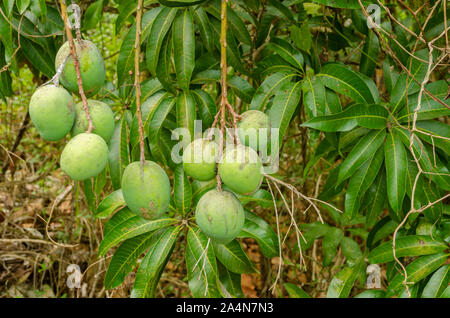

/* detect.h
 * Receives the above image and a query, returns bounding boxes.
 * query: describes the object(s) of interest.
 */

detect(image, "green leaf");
[382,60,399,95]
[98,212,177,257]
[213,240,256,274]
[416,120,450,156]
[327,257,366,298]
[206,0,252,46]
[83,0,103,30]
[95,189,126,218]
[322,227,344,266]
[384,130,407,213]
[290,23,312,53]
[234,189,273,209]
[284,283,311,298]
[146,7,177,76]
[311,0,370,9]
[337,129,386,184]
[217,262,244,298]
[317,63,377,104]
[303,77,342,117]
[176,91,196,144]
[359,30,379,77]
[267,38,304,71]
[108,117,130,190]
[354,290,385,298]
[186,227,221,298]
[368,236,448,264]
[364,171,387,228]
[148,96,176,165]
[440,285,450,298]
[156,30,175,93]
[422,265,450,298]
[192,89,216,128]
[237,210,279,258]
[268,81,302,146]
[131,226,180,298]
[367,217,398,249]
[16,0,31,14]
[174,165,192,215]
[267,0,294,21]
[341,237,363,263]
[397,80,450,122]
[104,231,160,289]
[344,146,384,220]
[386,253,449,297]
[21,38,55,78]
[192,7,214,53]
[172,9,195,91]
[302,104,388,132]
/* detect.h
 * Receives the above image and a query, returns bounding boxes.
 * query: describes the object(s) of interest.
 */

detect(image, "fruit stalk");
[134,0,146,170]
[58,0,94,133]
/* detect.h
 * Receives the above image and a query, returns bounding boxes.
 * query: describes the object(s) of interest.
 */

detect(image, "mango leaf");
[176,91,196,144]
[368,235,448,264]
[192,89,216,128]
[234,189,273,209]
[337,129,386,184]
[341,237,363,264]
[311,0,370,8]
[217,262,244,298]
[267,0,294,21]
[174,165,192,215]
[386,253,449,297]
[302,104,388,132]
[364,171,387,228]
[416,120,450,156]
[148,96,176,165]
[303,77,342,117]
[192,7,214,53]
[237,210,279,258]
[382,60,399,95]
[322,227,344,266]
[98,212,178,257]
[20,38,55,78]
[268,81,302,146]
[359,30,379,77]
[156,30,175,93]
[95,189,126,218]
[172,9,195,91]
[267,38,304,71]
[384,130,407,214]
[206,0,252,46]
[146,7,177,76]
[344,146,384,220]
[354,290,385,298]
[422,265,450,298]
[327,257,366,298]
[366,217,398,249]
[83,0,103,30]
[131,226,181,298]
[284,283,311,298]
[186,227,221,298]
[397,80,450,122]
[213,240,256,274]
[317,63,377,104]
[104,230,162,289]
[440,285,450,298]
[108,117,130,190]
[16,0,31,14]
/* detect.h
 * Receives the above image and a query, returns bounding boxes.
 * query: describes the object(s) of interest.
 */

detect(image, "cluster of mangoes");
[28,40,113,181]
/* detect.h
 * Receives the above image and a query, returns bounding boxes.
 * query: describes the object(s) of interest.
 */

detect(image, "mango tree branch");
[59,0,94,133]
[134,0,145,168]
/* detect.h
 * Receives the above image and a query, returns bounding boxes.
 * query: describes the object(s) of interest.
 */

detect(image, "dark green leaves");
[337,129,386,184]
[359,30,379,77]
[326,257,366,298]
[173,9,195,91]
[131,226,181,298]
[322,227,344,266]
[95,189,125,218]
[384,130,407,214]
[213,240,256,274]
[302,104,388,132]
[368,236,448,264]
[317,63,378,104]
[174,165,192,215]
[176,91,196,143]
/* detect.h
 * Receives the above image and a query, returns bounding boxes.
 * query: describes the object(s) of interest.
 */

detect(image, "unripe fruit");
[60,133,108,180]
[195,189,245,244]
[29,85,75,141]
[55,40,105,96]
[218,145,263,195]
[121,161,171,219]
[72,100,115,142]
[183,138,218,181]
[237,110,271,151]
